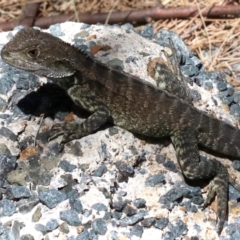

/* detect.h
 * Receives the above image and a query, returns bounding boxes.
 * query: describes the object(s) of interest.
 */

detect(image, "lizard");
[1,27,240,234]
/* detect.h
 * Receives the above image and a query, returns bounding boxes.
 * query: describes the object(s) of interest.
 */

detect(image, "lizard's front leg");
[49,100,110,144]
[171,128,228,234]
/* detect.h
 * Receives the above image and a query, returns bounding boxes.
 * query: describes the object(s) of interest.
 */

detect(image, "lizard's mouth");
[1,50,40,72]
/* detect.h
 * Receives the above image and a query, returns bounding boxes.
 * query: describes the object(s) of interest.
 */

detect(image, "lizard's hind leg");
[170,128,228,234]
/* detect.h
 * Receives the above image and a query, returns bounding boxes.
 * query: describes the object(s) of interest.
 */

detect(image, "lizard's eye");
[27,49,40,58]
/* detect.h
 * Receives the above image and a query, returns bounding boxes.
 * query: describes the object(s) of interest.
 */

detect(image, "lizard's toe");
[61,132,79,144]
[204,165,228,235]
[48,122,66,141]
[58,142,65,152]
[216,197,227,235]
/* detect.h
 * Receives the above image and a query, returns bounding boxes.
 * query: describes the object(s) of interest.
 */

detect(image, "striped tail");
[197,111,240,158]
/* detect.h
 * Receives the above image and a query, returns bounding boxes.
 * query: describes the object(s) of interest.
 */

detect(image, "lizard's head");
[1,27,76,78]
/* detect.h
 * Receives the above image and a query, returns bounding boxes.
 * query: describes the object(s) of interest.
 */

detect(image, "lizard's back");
[68,57,240,159]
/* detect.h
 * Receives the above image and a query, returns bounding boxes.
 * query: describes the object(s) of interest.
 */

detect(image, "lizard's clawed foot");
[48,121,80,144]
[202,169,228,235]
[48,122,65,141]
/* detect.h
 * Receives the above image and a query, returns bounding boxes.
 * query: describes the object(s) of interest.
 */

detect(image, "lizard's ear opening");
[27,48,40,59]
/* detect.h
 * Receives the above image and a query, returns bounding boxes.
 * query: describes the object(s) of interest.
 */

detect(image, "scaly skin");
[149,39,192,104]
[1,27,240,234]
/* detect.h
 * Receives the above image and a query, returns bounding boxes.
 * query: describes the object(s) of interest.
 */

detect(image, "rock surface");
[0,22,240,239]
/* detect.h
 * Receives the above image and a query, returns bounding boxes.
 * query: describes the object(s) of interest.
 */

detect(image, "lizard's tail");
[197,112,240,158]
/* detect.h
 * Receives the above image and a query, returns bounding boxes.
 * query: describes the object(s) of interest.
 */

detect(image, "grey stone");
[0,199,16,217]
[155,155,166,164]
[121,23,135,31]
[89,229,98,240]
[59,160,77,172]
[75,30,89,38]
[0,230,15,240]
[92,203,108,212]
[20,234,34,240]
[230,104,240,122]
[111,211,122,220]
[168,218,188,237]
[118,212,145,227]
[107,58,124,71]
[60,210,82,226]
[39,189,67,208]
[154,217,169,230]
[0,144,10,155]
[112,199,127,211]
[46,219,59,231]
[163,160,178,173]
[108,127,119,136]
[123,205,137,216]
[49,24,64,37]
[115,161,134,177]
[0,73,14,94]
[92,218,107,235]
[140,23,154,39]
[0,155,16,176]
[133,198,146,208]
[59,222,69,233]
[80,23,91,29]
[145,173,165,187]
[93,164,107,177]
[191,196,204,205]
[140,217,156,227]
[10,184,31,198]
[76,230,90,240]
[32,206,42,222]
[17,194,39,214]
[70,198,83,213]
[35,224,48,235]
[130,225,143,238]
[0,97,7,111]
[160,188,183,203]
[11,220,21,240]
[233,160,240,171]
[16,79,29,90]
[0,127,17,141]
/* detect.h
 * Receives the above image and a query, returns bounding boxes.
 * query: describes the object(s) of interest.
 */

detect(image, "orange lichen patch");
[229,172,237,182]
[229,200,240,215]
[221,104,230,112]
[64,112,74,122]
[19,146,39,160]
[90,44,112,54]
[76,226,84,234]
[194,211,205,221]
[20,120,28,126]
[179,205,187,213]
[183,216,189,224]
[147,57,168,81]
[90,44,105,54]
[86,34,97,41]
